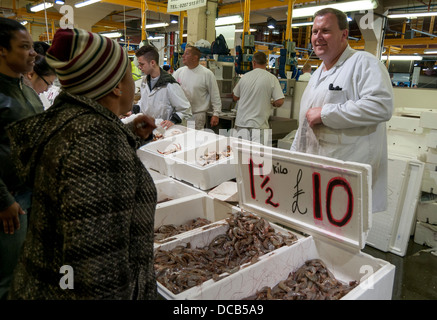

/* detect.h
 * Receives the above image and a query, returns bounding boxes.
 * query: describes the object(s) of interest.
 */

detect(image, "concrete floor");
[363,237,437,300]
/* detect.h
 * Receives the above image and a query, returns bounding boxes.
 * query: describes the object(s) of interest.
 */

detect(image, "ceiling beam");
[218,0,313,16]
[101,0,181,14]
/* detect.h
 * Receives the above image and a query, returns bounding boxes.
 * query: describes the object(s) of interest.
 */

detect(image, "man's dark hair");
[33,54,56,78]
[0,17,27,51]
[33,41,50,55]
[135,44,159,63]
[253,51,267,65]
[314,8,349,31]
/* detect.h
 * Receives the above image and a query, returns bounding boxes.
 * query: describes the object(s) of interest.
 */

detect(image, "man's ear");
[112,85,123,97]
[25,71,34,80]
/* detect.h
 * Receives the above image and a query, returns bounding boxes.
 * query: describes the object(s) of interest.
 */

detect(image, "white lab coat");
[139,76,192,122]
[291,45,394,213]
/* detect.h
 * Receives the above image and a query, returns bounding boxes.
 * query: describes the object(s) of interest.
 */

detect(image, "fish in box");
[137,129,218,176]
[153,194,234,246]
[171,136,238,190]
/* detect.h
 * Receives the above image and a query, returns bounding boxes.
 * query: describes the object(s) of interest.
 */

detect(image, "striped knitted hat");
[46,28,128,100]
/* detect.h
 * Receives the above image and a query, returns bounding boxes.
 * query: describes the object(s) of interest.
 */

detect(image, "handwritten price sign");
[234,141,371,248]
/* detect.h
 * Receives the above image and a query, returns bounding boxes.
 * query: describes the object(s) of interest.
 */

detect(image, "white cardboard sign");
[167,0,206,12]
[233,140,372,250]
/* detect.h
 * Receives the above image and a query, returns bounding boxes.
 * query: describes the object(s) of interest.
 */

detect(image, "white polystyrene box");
[137,129,218,176]
[155,179,205,207]
[414,221,437,247]
[416,202,437,225]
[171,136,237,190]
[155,212,305,300]
[153,194,234,247]
[154,141,396,300]
[147,169,171,183]
[420,111,437,130]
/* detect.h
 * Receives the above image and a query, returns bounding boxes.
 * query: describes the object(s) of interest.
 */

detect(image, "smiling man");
[291,8,394,214]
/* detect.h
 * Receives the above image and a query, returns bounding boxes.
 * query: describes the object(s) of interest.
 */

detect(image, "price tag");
[234,140,371,249]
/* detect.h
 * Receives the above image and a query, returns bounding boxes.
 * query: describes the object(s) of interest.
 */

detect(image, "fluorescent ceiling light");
[148,36,165,40]
[20,20,28,25]
[215,15,243,26]
[292,21,314,27]
[388,12,437,19]
[143,22,169,29]
[424,49,437,54]
[55,0,65,4]
[292,0,376,18]
[74,0,101,8]
[235,28,257,32]
[100,32,122,38]
[30,2,54,12]
[381,55,423,61]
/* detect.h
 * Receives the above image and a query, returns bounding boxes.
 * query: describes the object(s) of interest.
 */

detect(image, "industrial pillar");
[186,1,216,44]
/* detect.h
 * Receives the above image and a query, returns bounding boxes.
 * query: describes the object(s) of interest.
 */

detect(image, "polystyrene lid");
[232,140,372,250]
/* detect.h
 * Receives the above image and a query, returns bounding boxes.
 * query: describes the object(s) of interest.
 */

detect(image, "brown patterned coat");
[6,91,157,299]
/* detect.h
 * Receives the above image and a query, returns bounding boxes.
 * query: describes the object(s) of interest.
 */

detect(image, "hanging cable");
[43,0,50,44]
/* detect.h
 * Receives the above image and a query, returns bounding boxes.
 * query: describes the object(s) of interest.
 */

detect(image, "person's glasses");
[38,75,52,89]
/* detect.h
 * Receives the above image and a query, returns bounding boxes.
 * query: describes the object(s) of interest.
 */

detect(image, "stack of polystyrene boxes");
[414,111,437,247]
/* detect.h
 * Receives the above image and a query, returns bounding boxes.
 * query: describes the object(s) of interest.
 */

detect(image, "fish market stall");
[153,140,396,300]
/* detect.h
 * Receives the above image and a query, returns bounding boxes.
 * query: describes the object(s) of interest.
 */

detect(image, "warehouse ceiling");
[1,0,437,57]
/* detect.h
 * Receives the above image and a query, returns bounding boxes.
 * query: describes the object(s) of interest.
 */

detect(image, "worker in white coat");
[291,8,394,213]
[136,45,191,129]
[173,45,221,130]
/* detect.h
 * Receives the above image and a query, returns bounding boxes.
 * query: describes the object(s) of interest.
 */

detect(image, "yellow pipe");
[285,0,294,42]
[141,0,147,41]
[179,11,185,47]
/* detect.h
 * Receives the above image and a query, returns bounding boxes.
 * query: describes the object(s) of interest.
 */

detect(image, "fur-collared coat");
[6,91,157,299]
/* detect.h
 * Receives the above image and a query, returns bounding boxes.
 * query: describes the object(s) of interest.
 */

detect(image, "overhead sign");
[167,0,206,12]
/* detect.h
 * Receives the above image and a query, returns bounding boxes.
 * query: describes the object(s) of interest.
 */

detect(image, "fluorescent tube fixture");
[424,49,437,54]
[381,55,423,61]
[55,0,65,4]
[388,12,437,19]
[235,28,257,32]
[30,2,54,12]
[143,22,169,29]
[75,0,101,8]
[148,36,165,40]
[291,0,376,18]
[215,15,243,26]
[100,32,122,38]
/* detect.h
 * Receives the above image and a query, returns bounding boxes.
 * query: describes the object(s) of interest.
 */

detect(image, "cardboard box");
[154,141,395,300]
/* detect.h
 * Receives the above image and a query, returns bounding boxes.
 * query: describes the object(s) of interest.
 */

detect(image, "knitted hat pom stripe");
[46,28,129,100]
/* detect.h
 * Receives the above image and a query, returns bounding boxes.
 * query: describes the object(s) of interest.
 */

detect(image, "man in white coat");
[232,51,285,145]
[291,8,393,213]
[173,46,221,130]
[136,45,191,129]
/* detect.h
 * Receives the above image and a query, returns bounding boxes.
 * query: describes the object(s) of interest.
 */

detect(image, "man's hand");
[210,116,219,127]
[133,114,157,140]
[160,120,174,130]
[306,107,323,127]
[0,202,25,234]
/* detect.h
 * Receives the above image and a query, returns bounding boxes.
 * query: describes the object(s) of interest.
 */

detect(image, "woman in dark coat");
[7,28,158,299]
